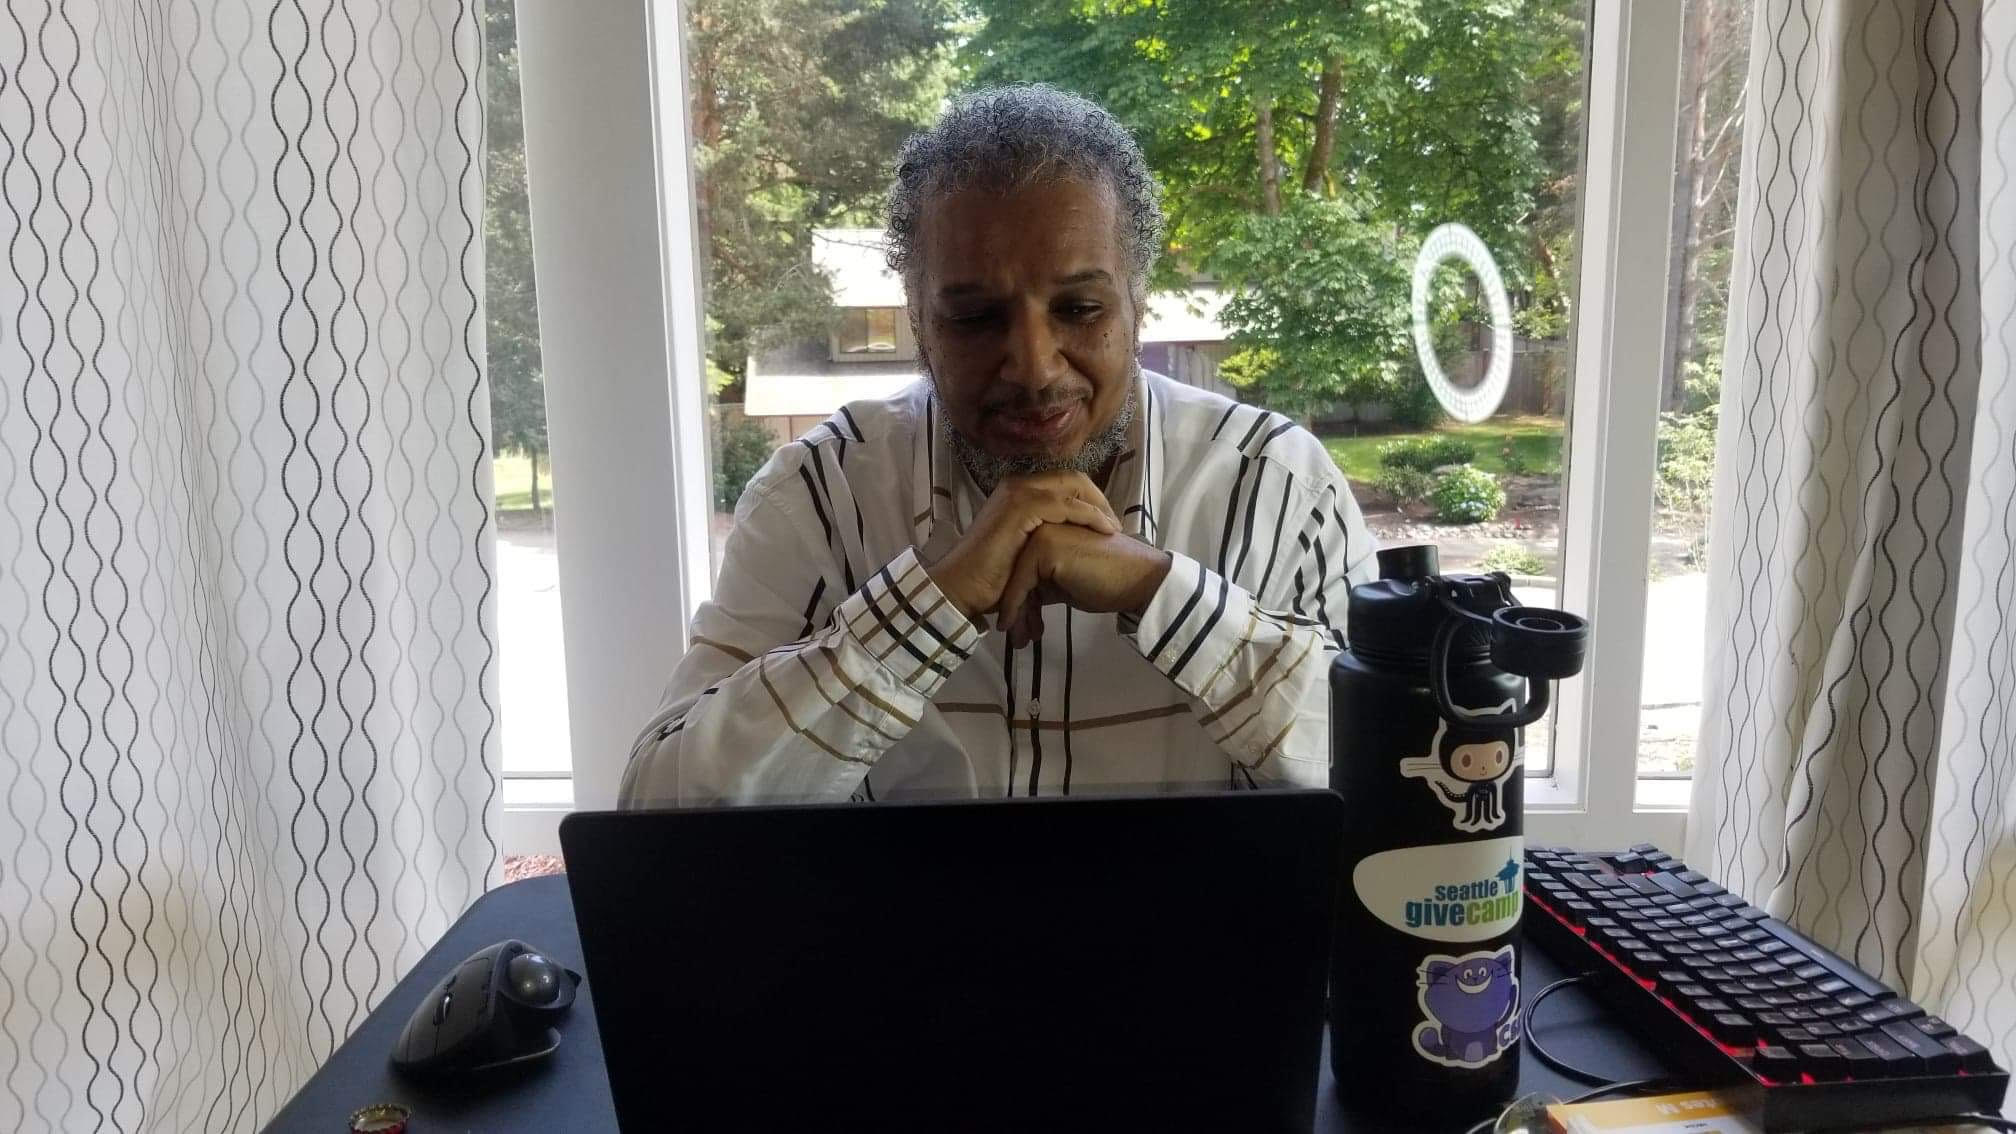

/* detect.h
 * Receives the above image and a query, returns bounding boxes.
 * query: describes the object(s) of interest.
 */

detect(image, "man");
[620,85,1376,807]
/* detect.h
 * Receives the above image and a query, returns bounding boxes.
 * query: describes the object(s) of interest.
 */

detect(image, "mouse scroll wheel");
[432,991,452,1025]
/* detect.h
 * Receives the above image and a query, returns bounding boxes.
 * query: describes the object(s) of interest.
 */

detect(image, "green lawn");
[493,452,550,513]
[1321,416,1566,483]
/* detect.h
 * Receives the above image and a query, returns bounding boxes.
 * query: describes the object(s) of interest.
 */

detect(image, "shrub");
[713,413,778,511]
[1380,435,1479,473]
[1499,434,1542,476]
[1373,465,1436,505]
[1430,465,1505,524]
[1477,544,1548,577]
[1655,405,1719,516]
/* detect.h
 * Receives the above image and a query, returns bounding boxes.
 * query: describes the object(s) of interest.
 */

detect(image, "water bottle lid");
[1347,567,1503,668]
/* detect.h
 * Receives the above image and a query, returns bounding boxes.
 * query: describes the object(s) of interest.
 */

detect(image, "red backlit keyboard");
[1524,845,2008,1131]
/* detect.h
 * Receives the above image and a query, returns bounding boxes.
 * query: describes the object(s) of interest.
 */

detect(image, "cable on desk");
[1524,974,1632,1085]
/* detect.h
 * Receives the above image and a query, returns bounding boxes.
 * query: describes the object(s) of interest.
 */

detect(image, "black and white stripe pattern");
[1689,0,2016,1074]
[0,2,495,1129]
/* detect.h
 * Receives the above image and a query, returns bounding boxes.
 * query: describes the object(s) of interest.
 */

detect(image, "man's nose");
[999,306,1066,391]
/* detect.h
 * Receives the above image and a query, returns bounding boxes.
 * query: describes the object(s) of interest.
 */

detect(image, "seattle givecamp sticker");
[1352,836,1523,943]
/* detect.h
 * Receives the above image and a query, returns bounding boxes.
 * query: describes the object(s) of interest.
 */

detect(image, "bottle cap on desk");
[348,1102,410,1133]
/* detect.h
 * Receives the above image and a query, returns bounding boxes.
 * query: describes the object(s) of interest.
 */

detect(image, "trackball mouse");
[391,939,582,1076]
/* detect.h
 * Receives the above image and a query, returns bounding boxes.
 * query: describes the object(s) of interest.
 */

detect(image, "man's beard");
[929,363,1139,496]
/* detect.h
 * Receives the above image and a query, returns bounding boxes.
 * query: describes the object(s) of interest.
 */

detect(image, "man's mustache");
[980,386,1092,415]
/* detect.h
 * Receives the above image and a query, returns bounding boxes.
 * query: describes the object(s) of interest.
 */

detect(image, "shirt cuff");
[1127,551,1256,691]
[833,547,985,698]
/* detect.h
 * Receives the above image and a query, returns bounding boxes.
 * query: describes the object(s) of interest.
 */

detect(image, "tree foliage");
[962,0,1586,414]
[483,3,548,484]
[685,0,961,390]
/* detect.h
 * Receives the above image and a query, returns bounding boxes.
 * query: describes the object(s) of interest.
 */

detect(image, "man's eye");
[1059,303,1103,320]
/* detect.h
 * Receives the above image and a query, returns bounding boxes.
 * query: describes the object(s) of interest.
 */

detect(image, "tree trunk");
[1302,56,1344,195]
[1254,95,1282,216]
[1661,0,1714,412]
[530,451,544,518]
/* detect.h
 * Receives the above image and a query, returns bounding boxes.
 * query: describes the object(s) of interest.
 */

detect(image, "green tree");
[484,1,550,515]
[962,0,1584,416]
[686,0,961,394]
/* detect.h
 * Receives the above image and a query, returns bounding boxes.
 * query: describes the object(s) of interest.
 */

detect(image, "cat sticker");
[1412,945,1520,1068]
[1398,700,1522,833]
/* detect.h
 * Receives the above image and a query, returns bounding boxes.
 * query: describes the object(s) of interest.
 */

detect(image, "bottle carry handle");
[1428,581,1589,730]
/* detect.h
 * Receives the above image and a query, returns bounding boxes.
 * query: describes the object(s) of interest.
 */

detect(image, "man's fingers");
[1062,497,1121,535]
[996,537,1048,638]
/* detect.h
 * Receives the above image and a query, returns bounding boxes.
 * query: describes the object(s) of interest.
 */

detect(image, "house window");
[520,0,1736,845]
[838,308,900,355]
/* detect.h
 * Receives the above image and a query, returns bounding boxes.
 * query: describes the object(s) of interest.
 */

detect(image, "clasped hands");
[923,471,1173,649]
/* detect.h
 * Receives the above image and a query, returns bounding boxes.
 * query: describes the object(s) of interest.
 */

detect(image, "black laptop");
[559,790,1344,1131]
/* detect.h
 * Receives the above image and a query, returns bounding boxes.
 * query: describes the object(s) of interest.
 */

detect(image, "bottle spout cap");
[1377,544,1440,580]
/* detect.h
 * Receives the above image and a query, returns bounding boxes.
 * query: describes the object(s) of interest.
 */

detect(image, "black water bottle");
[1328,544,1587,1126]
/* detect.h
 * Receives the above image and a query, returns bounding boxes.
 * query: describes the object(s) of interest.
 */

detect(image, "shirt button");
[1027,699,1040,716]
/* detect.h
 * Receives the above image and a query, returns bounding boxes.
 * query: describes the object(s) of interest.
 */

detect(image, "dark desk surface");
[269,875,1678,1133]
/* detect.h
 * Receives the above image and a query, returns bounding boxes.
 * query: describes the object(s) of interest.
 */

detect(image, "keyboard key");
[1829,1036,1882,1077]
[1757,919,1894,997]
[1760,991,1797,1007]
[1731,948,1766,963]
[1739,929,1770,945]
[1649,871,1700,900]
[1791,989,1827,1004]
[1654,969,1691,994]
[1805,1021,1843,1040]
[1735,997,1771,1012]
[1713,893,1747,909]
[1696,998,1732,1014]
[1856,998,1923,1027]
[1855,1029,1921,1076]
[1675,983,1711,1001]
[1676,870,1709,885]
[1815,977,1850,995]
[1797,1042,1846,1079]
[1779,1026,1816,1045]
[1782,1007,1817,1023]
[1738,907,1772,922]
[1912,1016,1958,1040]
[1749,961,1786,977]
[1754,1044,1802,1082]
[1836,993,1873,1010]
[1792,963,1828,981]
[1881,1020,1961,1073]
[1629,950,1665,970]
[1941,1036,1996,1073]
[1709,1013,1756,1045]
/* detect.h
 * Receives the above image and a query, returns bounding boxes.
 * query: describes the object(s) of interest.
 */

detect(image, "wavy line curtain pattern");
[1688,0,2016,1072]
[0,1,497,1130]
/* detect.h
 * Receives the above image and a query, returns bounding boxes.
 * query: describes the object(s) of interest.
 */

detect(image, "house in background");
[739,228,1237,445]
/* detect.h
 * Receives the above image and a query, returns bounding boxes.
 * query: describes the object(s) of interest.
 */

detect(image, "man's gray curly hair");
[885,84,1166,316]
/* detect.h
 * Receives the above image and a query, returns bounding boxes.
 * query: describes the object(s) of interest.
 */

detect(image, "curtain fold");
[0,1,497,1130]
[1690,0,2016,1071]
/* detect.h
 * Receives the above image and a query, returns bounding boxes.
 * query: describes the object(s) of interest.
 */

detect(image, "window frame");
[507,0,1698,855]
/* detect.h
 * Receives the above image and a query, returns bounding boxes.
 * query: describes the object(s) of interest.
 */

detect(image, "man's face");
[914,176,1139,472]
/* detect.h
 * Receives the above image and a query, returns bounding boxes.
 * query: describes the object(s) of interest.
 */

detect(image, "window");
[515,1,1733,845]
[1637,0,1752,804]
[484,1,575,837]
[837,308,900,356]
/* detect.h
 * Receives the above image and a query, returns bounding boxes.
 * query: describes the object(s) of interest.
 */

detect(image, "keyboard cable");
[1459,974,1683,1134]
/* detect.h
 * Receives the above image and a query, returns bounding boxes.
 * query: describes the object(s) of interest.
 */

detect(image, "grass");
[493,451,550,514]
[1321,416,1565,484]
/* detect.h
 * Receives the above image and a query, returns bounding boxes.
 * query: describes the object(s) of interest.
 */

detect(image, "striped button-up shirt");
[618,370,1378,807]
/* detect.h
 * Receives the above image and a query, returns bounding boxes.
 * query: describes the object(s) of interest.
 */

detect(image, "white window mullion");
[516,0,715,815]
[1528,0,1687,851]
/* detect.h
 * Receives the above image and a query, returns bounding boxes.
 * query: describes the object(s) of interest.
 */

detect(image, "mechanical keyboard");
[1524,844,2008,1131]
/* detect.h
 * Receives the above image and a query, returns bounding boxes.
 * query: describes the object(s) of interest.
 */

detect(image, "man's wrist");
[1124,548,1175,618]
[919,549,988,624]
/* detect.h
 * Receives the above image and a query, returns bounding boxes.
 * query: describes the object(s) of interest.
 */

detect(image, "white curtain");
[1690,0,2016,1071]
[0,1,497,1130]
